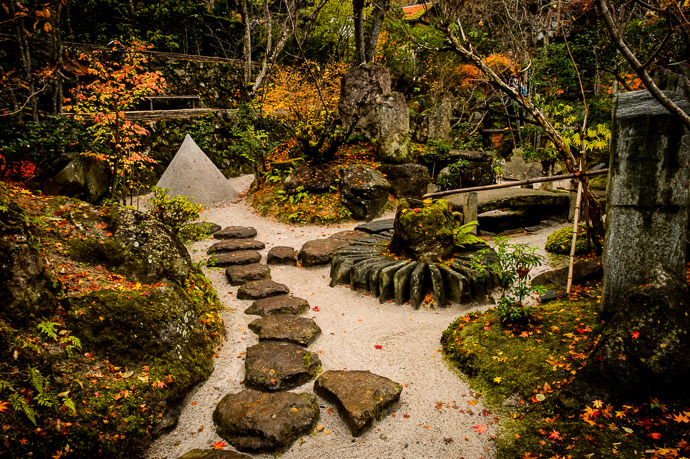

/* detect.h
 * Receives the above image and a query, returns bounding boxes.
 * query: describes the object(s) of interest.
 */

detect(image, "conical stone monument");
[156,134,238,206]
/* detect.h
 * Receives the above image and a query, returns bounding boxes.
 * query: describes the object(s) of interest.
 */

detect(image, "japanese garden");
[2,1,690,458]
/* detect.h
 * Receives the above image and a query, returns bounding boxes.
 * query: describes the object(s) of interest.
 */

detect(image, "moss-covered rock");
[544,224,592,255]
[389,198,456,261]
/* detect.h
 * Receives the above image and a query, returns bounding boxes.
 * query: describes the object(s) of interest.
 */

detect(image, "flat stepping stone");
[213,226,258,240]
[314,370,402,435]
[267,246,298,266]
[298,231,365,267]
[244,341,321,391]
[237,279,289,300]
[213,389,319,453]
[208,239,265,254]
[177,449,251,459]
[354,219,394,234]
[225,264,271,286]
[245,295,310,316]
[210,250,261,267]
[248,314,321,346]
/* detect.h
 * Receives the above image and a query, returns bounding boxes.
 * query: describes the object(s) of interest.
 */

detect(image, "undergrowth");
[442,282,690,458]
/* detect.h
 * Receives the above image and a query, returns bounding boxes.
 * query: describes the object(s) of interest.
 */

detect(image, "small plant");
[470,237,543,324]
[453,220,481,248]
[147,187,207,243]
[37,320,82,357]
[437,158,469,190]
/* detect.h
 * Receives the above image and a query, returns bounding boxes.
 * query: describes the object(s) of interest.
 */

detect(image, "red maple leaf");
[0,401,9,413]
[647,432,662,440]
[631,331,640,339]
[212,441,227,449]
[548,430,561,440]
[375,345,383,349]
[473,424,488,434]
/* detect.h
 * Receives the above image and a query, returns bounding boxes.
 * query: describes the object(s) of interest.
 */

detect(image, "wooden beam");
[422,169,608,198]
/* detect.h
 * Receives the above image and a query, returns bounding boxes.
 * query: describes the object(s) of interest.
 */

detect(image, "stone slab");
[245,295,310,316]
[208,239,265,254]
[210,250,261,267]
[267,246,298,266]
[237,279,289,300]
[225,264,271,286]
[213,226,258,240]
[248,314,321,346]
[244,341,321,391]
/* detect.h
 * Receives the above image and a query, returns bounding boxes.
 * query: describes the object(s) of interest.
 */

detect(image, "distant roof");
[402,3,434,21]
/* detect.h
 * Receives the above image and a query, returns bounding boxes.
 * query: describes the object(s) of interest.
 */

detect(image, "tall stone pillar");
[601,90,690,316]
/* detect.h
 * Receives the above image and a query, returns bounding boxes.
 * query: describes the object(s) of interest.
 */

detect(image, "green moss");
[390,198,456,260]
[545,224,594,255]
[441,292,689,458]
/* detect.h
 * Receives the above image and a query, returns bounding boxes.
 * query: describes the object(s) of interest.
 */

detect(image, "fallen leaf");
[473,424,488,434]
[631,330,640,339]
[374,345,382,350]
[212,441,227,449]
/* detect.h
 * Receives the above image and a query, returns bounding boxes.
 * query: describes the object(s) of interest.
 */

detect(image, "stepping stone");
[267,246,298,266]
[245,295,310,316]
[244,341,321,391]
[213,389,319,453]
[210,250,261,267]
[248,314,321,346]
[237,279,289,300]
[208,239,265,254]
[314,370,402,435]
[298,231,364,267]
[177,449,251,459]
[354,218,394,234]
[213,226,258,240]
[225,264,271,286]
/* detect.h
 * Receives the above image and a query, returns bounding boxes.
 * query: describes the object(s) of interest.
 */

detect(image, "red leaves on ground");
[0,401,8,413]
[631,330,640,339]
[374,345,382,349]
[212,441,227,449]
[647,432,662,440]
[473,424,488,433]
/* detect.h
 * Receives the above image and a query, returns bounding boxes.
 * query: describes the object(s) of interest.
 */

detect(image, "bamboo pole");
[567,159,585,294]
[422,168,608,198]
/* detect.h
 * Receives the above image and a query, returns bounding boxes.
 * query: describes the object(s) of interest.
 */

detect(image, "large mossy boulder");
[39,152,112,203]
[566,264,690,402]
[389,199,457,261]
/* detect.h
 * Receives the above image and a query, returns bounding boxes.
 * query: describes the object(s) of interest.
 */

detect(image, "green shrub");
[147,187,206,243]
[545,224,592,255]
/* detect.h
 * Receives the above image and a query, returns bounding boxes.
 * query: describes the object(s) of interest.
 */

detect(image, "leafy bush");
[147,187,206,243]
[545,224,591,255]
[453,220,481,248]
[470,237,543,324]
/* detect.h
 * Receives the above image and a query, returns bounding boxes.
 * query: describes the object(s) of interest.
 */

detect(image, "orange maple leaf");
[212,441,227,449]
[631,330,640,339]
[473,424,488,433]
[0,401,9,413]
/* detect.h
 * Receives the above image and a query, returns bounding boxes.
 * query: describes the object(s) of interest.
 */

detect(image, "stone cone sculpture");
[156,134,238,206]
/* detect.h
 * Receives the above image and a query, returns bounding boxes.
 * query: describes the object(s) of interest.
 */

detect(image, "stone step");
[225,263,271,286]
[208,239,265,254]
[213,389,318,453]
[314,370,402,436]
[213,226,258,240]
[248,314,321,346]
[210,250,261,267]
[237,279,289,300]
[245,295,310,316]
[244,341,321,391]
[266,246,298,266]
[177,448,251,458]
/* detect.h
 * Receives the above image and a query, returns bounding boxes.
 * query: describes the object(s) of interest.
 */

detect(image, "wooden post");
[464,192,478,233]
[567,159,585,293]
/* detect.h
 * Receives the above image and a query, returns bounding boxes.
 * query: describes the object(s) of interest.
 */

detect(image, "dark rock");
[338,63,392,140]
[208,239,265,254]
[532,258,603,289]
[0,201,57,326]
[502,152,543,181]
[267,246,298,266]
[314,370,402,435]
[245,295,310,316]
[225,264,271,286]
[539,289,568,303]
[299,231,365,267]
[244,341,321,391]
[213,226,258,240]
[477,209,526,234]
[248,314,321,346]
[567,265,690,401]
[284,165,337,194]
[355,218,394,234]
[379,163,431,200]
[213,389,319,452]
[447,150,495,188]
[39,152,111,203]
[237,279,289,300]
[340,165,391,221]
[177,449,251,459]
[210,250,262,267]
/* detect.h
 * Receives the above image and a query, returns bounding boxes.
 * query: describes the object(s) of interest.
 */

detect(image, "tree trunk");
[364,0,390,63]
[352,0,366,64]
[239,0,252,88]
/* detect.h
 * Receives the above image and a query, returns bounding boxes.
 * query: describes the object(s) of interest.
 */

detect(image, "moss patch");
[545,224,597,255]
[441,283,690,458]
